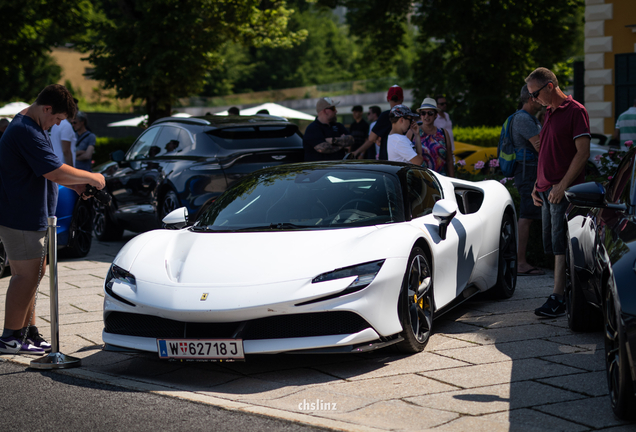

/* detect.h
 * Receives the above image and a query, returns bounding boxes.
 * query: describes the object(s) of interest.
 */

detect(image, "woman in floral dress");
[416,98,454,177]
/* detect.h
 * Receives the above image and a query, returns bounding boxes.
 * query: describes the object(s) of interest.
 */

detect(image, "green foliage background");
[454,127,501,148]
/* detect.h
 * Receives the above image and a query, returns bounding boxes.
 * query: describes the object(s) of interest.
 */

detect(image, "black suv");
[94,115,305,240]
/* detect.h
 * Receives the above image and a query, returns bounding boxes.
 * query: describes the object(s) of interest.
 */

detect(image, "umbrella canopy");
[216,103,315,121]
[107,112,191,127]
[0,102,29,116]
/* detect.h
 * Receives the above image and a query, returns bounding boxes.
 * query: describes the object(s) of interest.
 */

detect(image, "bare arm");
[613,128,620,141]
[529,134,540,153]
[353,132,378,158]
[43,164,105,191]
[410,155,424,165]
[314,135,354,154]
[548,136,591,204]
[76,145,95,161]
[61,140,74,167]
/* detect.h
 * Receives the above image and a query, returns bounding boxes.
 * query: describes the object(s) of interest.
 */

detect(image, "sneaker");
[535,294,566,317]
[0,335,45,355]
[26,326,51,353]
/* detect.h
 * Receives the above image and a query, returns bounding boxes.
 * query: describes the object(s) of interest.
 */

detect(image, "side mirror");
[564,182,606,208]
[111,150,125,162]
[565,181,627,211]
[162,207,188,229]
[432,199,457,240]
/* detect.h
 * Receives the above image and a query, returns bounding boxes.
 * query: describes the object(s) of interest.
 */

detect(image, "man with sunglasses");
[525,67,591,318]
[303,97,353,162]
[434,95,454,153]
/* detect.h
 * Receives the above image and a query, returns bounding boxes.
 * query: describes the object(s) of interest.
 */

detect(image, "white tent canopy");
[216,103,315,121]
[107,112,191,127]
[0,102,29,116]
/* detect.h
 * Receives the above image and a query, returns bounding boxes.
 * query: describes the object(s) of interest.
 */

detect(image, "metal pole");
[30,216,81,369]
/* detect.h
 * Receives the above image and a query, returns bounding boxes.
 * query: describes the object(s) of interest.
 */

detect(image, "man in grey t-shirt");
[512,85,543,276]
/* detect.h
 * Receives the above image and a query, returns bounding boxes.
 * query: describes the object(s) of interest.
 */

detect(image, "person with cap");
[416,98,454,177]
[387,105,423,165]
[353,85,415,160]
[510,84,543,276]
[303,97,353,162]
[348,105,369,153]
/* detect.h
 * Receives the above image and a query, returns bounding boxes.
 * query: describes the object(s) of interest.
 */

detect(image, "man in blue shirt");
[0,84,106,355]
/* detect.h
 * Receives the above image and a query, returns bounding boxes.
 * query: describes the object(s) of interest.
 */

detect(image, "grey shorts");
[0,225,47,261]
[537,188,568,256]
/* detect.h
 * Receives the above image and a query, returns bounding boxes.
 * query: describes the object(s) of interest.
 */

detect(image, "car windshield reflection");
[195,167,405,231]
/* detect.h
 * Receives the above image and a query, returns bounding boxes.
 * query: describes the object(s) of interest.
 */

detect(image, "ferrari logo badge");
[200,293,208,301]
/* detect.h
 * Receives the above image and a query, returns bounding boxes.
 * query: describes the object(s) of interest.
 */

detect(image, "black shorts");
[513,162,541,220]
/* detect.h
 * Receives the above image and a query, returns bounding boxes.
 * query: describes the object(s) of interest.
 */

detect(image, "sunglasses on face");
[326,107,336,112]
[530,81,552,99]
[438,102,447,106]
[420,111,436,117]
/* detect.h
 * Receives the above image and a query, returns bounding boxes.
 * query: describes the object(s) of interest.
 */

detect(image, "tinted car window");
[606,150,636,205]
[153,126,183,156]
[207,125,302,150]
[406,169,442,219]
[127,127,161,160]
[196,168,404,230]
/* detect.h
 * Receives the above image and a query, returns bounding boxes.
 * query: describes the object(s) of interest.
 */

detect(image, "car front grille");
[104,311,371,340]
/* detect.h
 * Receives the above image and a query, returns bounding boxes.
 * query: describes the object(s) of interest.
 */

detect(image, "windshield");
[195,166,404,231]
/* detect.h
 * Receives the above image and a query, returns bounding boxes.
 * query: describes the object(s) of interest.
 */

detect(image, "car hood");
[114,227,397,286]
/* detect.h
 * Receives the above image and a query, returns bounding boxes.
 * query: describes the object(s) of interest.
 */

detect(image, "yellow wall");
[603,0,636,132]
[50,47,103,103]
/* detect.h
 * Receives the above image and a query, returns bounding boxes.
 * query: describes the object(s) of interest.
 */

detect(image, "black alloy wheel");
[0,238,8,278]
[604,288,636,420]
[94,203,124,241]
[565,240,600,332]
[65,200,94,258]
[489,212,517,299]
[396,246,433,353]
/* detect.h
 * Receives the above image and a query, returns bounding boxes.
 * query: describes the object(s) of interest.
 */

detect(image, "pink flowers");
[594,155,602,161]
[457,160,466,166]
[626,140,633,148]
[489,159,499,168]
[474,160,485,170]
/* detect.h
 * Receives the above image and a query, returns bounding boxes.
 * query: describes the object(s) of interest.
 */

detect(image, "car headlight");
[312,260,385,294]
[105,264,137,307]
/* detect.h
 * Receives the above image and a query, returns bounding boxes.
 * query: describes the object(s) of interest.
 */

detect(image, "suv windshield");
[196,167,404,231]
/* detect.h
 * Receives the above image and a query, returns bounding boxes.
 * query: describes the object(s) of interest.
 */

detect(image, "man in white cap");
[303,97,353,161]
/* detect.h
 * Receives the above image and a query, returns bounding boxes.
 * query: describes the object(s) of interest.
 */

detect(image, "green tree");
[411,0,584,126]
[82,0,307,125]
[0,1,95,103]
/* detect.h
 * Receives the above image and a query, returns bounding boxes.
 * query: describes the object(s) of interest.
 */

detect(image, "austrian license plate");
[157,339,244,361]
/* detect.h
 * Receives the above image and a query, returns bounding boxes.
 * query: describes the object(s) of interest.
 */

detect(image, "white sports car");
[103,161,517,360]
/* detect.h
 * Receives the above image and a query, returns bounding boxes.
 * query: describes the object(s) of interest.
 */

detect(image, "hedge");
[454,126,500,148]
[94,136,136,166]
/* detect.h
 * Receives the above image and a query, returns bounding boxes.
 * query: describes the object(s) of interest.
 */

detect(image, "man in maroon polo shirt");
[526,67,591,317]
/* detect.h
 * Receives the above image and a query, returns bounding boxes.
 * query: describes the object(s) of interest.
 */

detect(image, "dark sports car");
[564,145,636,420]
[0,185,94,278]
[93,115,304,241]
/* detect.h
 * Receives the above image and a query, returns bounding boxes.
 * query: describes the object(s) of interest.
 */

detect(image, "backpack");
[497,110,535,177]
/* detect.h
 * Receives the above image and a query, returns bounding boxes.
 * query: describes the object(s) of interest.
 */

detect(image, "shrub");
[94,136,136,166]
[454,126,500,148]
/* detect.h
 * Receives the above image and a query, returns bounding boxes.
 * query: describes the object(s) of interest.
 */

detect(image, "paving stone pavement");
[1,233,635,431]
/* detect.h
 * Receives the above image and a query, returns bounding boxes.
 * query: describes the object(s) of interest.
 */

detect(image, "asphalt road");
[0,360,326,432]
